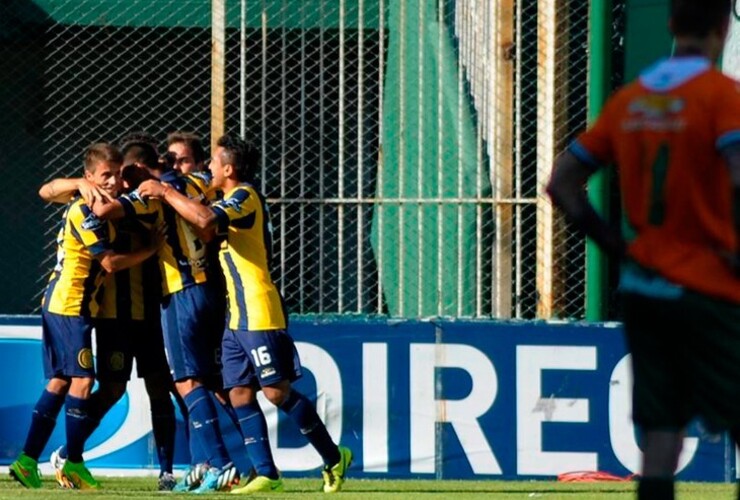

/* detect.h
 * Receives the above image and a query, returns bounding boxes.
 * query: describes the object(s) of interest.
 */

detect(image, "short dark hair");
[84,143,122,173]
[670,0,731,37]
[217,135,259,183]
[122,142,160,170]
[119,131,159,152]
[167,131,206,165]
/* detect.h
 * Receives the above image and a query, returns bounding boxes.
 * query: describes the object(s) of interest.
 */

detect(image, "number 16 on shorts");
[251,345,276,380]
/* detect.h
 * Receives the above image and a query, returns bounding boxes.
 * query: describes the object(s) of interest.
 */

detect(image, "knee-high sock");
[150,397,176,474]
[183,387,230,469]
[234,401,278,479]
[64,395,94,463]
[23,390,65,460]
[279,390,340,466]
[58,389,117,459]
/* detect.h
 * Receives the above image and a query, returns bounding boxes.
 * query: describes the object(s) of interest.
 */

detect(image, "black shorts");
[95,318,170,383]
[623,291,740,432]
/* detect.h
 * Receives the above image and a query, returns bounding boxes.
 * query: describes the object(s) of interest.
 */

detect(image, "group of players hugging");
[8,131,351,493]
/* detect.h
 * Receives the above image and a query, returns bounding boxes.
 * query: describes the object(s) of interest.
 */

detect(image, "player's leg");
[223,328,282,494]
[9,311,71,488]
[679,292,740,500]
[623,292,691,500]
[161,285,236,492]
[53,318,131,486]
[271,329,350,492]
[134,317,178,490]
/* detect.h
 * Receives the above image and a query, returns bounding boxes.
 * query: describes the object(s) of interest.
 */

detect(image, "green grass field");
[0,476,735,500]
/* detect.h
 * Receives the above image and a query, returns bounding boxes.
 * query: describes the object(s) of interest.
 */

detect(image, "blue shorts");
[41,310,95,379]
[161,283,223,382]
[95,318,169,383]
[221,328,302,389]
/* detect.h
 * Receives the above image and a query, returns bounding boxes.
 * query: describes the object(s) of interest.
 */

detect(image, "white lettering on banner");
[266,342,343,471]
[363,343,389,472]
[410,343,502,474]
[609,354,699,474]
[516,346,597,475]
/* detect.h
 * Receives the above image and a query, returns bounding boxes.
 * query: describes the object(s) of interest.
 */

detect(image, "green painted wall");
[26,0,380,28]
[624,0,671,80]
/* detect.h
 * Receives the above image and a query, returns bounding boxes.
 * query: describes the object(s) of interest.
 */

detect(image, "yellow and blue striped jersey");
[97,218,161,321]
[119,171,215,297]
[213,184,286,331]
[43,197,115,317]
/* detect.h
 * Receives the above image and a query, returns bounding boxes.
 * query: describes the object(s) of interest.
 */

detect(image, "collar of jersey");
[639,56,711,92]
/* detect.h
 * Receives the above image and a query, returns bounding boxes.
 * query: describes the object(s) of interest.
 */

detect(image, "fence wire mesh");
[0,0,626,319]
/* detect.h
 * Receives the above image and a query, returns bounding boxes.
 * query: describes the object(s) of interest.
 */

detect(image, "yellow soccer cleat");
[322,446,352,493]
[230,475,284,494]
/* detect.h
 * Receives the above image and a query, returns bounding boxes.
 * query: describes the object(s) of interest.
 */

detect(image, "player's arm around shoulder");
[96,223,164,274]
[139,178,218,231]
[39,177,112,207]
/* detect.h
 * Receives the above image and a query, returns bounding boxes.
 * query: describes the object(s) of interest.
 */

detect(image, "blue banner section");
[0,316,735,481]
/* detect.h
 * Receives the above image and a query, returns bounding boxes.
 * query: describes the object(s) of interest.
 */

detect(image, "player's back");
[120,171,214,297]
[597,57,740,302]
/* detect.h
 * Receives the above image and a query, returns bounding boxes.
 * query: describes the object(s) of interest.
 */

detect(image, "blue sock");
[183,387,230,469]
[57,390,110,460]
[234,401,278,479]
[279,390,340,466]
[23,390,65,460]
[150,397,175,474]
[64,395,93,463]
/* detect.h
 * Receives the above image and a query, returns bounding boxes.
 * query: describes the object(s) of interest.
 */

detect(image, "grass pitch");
[0,475,734,499]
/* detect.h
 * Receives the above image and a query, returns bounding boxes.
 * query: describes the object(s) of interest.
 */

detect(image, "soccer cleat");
[50,446,73,489]
[61,460,99,490]
[8,453,42,489]
[322,446,352,493]
[158,471,177,491]
[191,462,239,494]
[173,463,209,492]
[230,475,284,494]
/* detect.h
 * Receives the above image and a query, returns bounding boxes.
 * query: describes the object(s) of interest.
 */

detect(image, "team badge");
[81,213,103,231]
[77,348,94,369]
[109,351,125,371]
[222,196,243,213]
[128,190,148,207]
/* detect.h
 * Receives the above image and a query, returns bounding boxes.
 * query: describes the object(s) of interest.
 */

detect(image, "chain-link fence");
[0,0,626,319]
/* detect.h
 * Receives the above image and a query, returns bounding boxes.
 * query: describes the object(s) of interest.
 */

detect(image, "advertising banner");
[0,316,735,481]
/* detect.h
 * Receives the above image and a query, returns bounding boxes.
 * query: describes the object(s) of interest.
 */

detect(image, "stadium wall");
[0,316,736,481]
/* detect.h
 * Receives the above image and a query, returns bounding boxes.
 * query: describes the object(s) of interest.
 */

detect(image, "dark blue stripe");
[142,256,162,320]
[69,224,84,246]
[43,273,60,312]
[231,212,255,229]
[222,251,248,331]
[115,273,132,321]
[256,191,274,268]
[163,205,195,290]
[182,176,206,199]
[80,260,102,317]
[212,205,230,234]
[119,196,137,217]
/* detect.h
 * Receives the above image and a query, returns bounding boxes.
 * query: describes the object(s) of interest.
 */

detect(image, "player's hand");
[138,179,166,199]
[76,179,113,208]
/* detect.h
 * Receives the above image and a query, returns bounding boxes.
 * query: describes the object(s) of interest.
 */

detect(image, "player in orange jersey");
[548,1,740,499]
